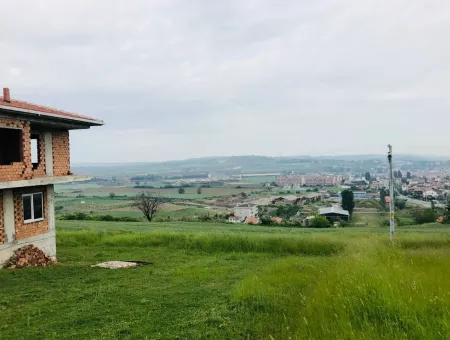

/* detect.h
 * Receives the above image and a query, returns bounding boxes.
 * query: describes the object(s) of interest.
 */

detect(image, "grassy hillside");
[1,221,450,339]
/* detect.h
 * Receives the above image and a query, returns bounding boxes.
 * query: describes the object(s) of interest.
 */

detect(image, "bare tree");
[134,192,161,222]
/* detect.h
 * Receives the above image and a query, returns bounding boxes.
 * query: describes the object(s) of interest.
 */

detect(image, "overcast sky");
[1,1,450,163]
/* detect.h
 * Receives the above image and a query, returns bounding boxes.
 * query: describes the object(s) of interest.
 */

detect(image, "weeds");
[58,230,344,256]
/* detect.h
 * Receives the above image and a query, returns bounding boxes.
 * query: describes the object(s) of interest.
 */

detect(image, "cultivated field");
[1,220,450,339]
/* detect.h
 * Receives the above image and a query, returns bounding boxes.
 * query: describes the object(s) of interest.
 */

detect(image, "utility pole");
[387,144,395,240]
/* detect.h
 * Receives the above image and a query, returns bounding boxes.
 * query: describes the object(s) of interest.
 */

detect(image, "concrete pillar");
[44,132,53,176]
[3,190,15,243]
[47,185,55,231]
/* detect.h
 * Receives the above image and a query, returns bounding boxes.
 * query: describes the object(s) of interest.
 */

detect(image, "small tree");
[197,187,202,195]
[445,199,450,223]
[134,192,161,222]
[395,199,406,210]
[379,188,389,206]
[413,208,436,224]
[178,187,185,194]
[309,216,331,228]
[109,192,116,199]
[341,189,355,216]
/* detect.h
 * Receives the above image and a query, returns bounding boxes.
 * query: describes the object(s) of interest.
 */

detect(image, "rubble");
[5,245,54,269]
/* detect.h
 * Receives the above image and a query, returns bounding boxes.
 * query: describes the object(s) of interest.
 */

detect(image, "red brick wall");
[0,117,72,181]
[0,191,4,244]
[52,131,71,176]
[13,186,48,240]
[31,132,47,177]
[0,118,30,181]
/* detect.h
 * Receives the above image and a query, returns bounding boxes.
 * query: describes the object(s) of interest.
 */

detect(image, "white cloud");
[1,0,450,162]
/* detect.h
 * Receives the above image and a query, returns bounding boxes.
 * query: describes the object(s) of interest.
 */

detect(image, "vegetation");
[1,220,450,339]
[413,208,437,224]
[134,192,162,222]
[309,215,331,228]
[59,212,140,222]
[445,199,450,223]
[341,189,355,216]
[272,204,300,219]
[395,198,407,210]
[41,176,450,338]
[380,187,389,206]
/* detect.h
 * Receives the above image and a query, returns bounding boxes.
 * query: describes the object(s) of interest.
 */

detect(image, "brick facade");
[0,117,71,181]
[13,186,48,240]
[0,191,4,244]
[0,117,30,181]
[31,132,47,177]
[52,131,71,176]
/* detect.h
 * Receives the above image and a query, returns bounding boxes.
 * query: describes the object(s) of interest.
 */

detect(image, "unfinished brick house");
[0,88,103,266]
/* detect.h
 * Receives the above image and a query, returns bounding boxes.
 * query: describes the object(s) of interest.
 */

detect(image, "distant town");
[57,155,450,228]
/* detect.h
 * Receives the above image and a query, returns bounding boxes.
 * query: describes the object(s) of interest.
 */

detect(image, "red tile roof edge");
[0,96,103,125]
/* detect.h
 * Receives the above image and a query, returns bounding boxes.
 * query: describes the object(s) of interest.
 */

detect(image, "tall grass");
[58,230,344,256]
[230,236,450,339]
[395,235,450,250]
[298,240,450,339]
[3,221,450,339]
[231,256,334,338]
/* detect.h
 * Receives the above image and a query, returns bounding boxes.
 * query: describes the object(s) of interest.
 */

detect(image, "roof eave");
[0,104,104,127]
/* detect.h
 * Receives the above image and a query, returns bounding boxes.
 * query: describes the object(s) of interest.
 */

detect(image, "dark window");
[22,192,44,222]
[33,193,43,219]
[0,128,22,165]
[23,195,32,221]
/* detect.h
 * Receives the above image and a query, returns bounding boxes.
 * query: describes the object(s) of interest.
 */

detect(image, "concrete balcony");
[0,175,91,190]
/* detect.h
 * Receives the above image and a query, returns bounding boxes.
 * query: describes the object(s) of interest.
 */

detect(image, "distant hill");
[72,154,450,178]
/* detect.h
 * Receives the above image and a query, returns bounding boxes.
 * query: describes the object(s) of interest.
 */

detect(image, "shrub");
[395,199,407,210]
[59,213,140,222]
[309,216,331,228]
[272,205,300,219]
[413,209,437,224]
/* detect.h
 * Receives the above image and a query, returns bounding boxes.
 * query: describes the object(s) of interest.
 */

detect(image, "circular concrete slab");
[92,261,139,269]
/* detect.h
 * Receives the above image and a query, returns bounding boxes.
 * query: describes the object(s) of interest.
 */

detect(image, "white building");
[228,204,258,223]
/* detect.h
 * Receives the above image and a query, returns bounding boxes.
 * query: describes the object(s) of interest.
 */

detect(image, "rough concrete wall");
[13,186,48,240]
[52,131,70,176]
[0,191,4,244]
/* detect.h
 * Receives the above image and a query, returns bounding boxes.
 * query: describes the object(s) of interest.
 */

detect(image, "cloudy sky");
[1,1,450,163]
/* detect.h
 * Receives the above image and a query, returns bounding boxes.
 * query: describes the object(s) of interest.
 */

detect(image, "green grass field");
[1,220,450,339]
[56,184,261,200]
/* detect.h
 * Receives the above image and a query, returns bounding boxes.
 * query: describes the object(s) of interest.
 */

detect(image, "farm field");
[53,180,272,222]
[1,220,450,339]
